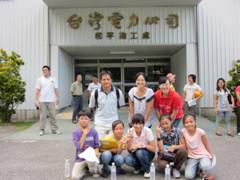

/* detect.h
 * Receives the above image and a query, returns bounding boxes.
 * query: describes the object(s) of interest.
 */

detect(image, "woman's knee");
[114,155,124,165]
[185,168,196,180]
[100,151,112,163]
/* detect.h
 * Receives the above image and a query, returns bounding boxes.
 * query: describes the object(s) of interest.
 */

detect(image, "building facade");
[0,0,240,119]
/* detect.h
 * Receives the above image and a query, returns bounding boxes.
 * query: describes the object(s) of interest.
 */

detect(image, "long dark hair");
[216,78,227,92]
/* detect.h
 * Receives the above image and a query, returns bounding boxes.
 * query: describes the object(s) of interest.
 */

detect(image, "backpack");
[94,87,120,109]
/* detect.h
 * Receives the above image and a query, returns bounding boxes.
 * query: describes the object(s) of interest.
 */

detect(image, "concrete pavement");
[0,107,240,180]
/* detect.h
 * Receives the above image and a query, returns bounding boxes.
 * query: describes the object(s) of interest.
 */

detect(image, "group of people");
[34,65,240,180]
[71,70,215,180]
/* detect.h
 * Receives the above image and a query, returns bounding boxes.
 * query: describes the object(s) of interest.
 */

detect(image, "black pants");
[237,107,240,133]
[72,95,83,121]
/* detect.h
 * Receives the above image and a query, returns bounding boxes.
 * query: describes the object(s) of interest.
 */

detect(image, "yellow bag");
[100,135,119,150]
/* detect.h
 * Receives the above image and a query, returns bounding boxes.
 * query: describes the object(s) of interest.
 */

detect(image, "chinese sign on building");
[67,12,179,40]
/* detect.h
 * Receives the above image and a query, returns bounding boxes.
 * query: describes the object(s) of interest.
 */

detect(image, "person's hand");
[168,145,176,153]
[214,107,218,112]
[130,144,138,152]
[136,141,145,149]
[35,100,40,109]
[55,98,59,105]
[156,126,161,138]
[82,127,90,135]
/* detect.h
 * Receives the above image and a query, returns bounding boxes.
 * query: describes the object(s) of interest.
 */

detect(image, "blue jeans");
[185,157,212,180]
[100,151,124,173]
[172,118,182,128]
[72,95,83,121]
[125,148,155,173]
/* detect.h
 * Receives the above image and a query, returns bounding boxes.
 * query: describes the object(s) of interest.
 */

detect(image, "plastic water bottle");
[111,162,117,180]
[64,159,70,178]
[164,164,171,180]
[150,162,155,180]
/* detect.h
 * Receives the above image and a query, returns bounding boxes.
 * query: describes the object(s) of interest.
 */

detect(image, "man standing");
[35,65,61,136]
[87,74,101,98]
[154,76,184,128]
[183,74,202,117]
[70,74,83,124]
[89,71,125,138]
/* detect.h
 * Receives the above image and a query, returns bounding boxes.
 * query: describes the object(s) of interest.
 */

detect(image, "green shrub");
[0,49,26,122]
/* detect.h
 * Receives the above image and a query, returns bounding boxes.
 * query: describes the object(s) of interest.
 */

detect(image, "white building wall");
[58,48,74,108]
[0,0,49,110]
[49,7,197,46]
[198,0,240,107]
[171,47,187,95]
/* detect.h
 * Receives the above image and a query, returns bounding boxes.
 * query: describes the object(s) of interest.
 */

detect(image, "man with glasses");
[154,76,184,127]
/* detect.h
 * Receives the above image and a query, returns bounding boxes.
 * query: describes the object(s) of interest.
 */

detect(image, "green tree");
[0,49,26,122]
[227,59,240,109]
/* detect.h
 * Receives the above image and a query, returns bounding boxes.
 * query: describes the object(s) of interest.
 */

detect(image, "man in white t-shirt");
[183,74,202,117]
[87,75,101,96]
[89,71,125,138]
[35,65,61,136]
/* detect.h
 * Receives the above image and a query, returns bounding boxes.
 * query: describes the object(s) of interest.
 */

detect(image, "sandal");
[215,132,222,136]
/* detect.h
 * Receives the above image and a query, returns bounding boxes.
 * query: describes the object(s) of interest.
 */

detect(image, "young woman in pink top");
[182,114,215,180]
[235,81,240,136]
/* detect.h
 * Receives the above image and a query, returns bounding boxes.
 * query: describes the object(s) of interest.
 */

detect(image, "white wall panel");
[171,47,187,95]
[49,7,197,46]
[0,0,49,110]
[58,48,74,108]
[198,0,240,107]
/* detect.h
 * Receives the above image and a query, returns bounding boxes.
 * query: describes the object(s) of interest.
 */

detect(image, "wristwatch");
[157,137,162,141]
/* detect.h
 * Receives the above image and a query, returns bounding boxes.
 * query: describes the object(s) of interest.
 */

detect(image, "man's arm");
[35,88,40,107]
[55,88,59,105]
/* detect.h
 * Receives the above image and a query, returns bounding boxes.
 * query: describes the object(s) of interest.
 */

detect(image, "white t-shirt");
[87,82,101,93]
[214,89,231,111]
[36,76,58,102]
[128,87,155,127]
[128,127,154,147]
[183,83,202,102]
[89,86,125,125]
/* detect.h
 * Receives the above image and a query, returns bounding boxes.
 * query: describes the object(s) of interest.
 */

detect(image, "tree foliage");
[227,59,240,108]
[0,49,26,122]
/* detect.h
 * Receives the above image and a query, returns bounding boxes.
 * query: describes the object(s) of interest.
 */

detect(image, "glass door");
[123,64,145,102]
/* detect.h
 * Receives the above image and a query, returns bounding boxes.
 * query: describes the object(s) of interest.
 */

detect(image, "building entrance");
[75,58,170,101]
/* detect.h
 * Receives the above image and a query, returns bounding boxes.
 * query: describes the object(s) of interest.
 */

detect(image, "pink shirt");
[182,128,212,159]
[235,86,240,107]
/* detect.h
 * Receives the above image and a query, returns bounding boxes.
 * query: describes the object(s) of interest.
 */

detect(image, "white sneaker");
[133,169,141,174]
[92,173,100,178]
[52,130,62,135]
[172,168,181,179]
[39,130,44,136]
[144,172,150,178]
[238,133,240,136]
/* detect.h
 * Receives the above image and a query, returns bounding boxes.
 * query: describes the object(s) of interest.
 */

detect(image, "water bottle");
[164,164,171,180]
[150,162,155,180]
[111,162,117,180]
[64,159,70,178]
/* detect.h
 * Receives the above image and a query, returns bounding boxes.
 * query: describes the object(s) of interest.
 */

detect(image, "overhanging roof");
[43,0,202,8]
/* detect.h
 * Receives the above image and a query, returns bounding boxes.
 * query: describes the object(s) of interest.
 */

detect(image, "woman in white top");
[128,72,155,128]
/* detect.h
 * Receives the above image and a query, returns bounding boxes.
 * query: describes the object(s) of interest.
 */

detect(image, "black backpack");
[94,87,120,109]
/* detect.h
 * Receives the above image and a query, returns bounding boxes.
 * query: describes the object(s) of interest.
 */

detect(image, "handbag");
[160,151,176,162]
[227,90,232,104]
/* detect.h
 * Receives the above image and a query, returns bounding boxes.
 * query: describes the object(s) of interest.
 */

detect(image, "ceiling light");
[110,51,135,55]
